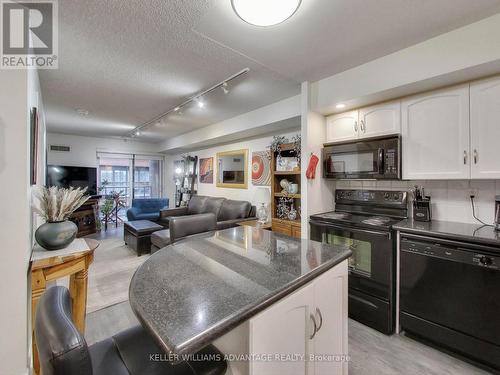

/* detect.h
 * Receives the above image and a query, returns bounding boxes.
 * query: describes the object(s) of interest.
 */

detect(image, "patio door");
[97,153,133,206]
[133,155,163,200]
[97,152,163,207]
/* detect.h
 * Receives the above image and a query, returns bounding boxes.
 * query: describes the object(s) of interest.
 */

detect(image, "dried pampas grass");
[33,186,90,222]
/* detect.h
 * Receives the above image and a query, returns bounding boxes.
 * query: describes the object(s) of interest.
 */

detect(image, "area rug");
[86,233,149,313]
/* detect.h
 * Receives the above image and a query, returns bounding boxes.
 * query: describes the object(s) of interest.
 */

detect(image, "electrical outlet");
[468,189,478,198]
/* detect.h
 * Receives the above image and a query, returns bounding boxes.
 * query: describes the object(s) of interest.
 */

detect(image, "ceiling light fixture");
[75,108,89,116]
[336,103,346,109]
[231,0,301,27]
[126,68,249,138]
[196,97,205,108]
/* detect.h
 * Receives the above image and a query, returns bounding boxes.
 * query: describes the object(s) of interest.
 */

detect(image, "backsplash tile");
[331,179,499,225]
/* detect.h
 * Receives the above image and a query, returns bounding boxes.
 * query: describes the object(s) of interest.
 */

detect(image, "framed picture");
[199,157,214,183]
[252,151,271,186]
[276,156,299,172]
[30,107,39,185]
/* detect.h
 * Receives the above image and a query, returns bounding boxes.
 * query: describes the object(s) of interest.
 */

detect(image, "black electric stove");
[310,189,408,334]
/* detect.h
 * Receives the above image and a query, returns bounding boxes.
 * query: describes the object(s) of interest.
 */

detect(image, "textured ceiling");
[196,0,500,82]
[40,0,500,142]
[40,0,299,142]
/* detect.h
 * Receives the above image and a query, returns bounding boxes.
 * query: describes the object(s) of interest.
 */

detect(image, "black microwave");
[323,135,401,180]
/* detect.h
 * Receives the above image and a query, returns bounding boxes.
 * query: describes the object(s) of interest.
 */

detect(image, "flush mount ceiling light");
[231,0,301,27]
[75,108,89,116]
[336,103,346,109]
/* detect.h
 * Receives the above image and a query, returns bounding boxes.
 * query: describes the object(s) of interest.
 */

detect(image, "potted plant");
[33,186,90,250]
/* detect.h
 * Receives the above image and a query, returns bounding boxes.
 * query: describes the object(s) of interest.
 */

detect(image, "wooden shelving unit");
[176,155,198,207]
[270,142,301,239]
[274,192,301,199]
[273,171,301,176]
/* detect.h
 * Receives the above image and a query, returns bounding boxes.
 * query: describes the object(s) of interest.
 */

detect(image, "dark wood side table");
[237,219,272,230]
[30,238,99,375]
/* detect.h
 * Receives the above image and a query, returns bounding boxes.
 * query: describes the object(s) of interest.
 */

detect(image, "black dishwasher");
[400,233,500,370]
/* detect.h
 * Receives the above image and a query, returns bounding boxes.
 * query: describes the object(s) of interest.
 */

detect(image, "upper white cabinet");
[470,76,500,179]
[326,102,401,143]
[326,111,358,143]
[358,101,401,139]
[402,84,470,180]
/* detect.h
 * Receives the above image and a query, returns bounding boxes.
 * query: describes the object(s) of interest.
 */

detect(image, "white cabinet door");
[470,76,500,179]
[402,84,470,180]
[326,111,359,143]
[358,101,401,138]
[249,283,315,375]
[312,261,348,375]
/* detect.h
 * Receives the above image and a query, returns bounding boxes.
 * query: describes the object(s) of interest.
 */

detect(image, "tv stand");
[70,197,100,237]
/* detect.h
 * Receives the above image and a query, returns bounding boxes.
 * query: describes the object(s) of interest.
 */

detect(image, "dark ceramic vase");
[35,220,78,250]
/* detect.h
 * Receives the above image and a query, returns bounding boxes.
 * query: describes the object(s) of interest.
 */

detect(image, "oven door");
[323,136,400,179]
[310,221,393,300]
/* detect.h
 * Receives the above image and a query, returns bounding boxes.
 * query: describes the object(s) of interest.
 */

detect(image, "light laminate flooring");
[86,301,492,374]
[85,226,149,313]
[84,229,492,374]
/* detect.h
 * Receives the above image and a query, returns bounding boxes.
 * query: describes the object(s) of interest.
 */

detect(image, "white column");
[300,82,334,239]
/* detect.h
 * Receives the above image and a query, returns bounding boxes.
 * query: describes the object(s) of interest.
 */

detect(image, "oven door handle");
[310,220,391,238]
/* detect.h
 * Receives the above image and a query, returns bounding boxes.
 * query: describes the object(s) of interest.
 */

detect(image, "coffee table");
[124,220,163,256]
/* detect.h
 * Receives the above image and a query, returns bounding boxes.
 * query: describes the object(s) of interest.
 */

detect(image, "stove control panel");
[336,189,407,206]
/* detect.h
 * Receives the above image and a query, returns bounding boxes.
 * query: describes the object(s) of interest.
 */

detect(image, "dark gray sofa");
[158,195,256,230]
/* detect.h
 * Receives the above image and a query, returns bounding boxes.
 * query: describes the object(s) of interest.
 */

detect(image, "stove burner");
[320,212,351,220]
[362,216,391,226]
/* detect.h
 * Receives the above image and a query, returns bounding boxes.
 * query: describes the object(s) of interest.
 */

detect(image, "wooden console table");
[30,238,99,375]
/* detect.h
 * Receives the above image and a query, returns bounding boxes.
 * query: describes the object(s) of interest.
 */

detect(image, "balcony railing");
[99,185,154,200]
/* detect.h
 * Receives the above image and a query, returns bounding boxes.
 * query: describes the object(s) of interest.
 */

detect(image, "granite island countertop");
[394,219,500,248]
[129,226,351,357]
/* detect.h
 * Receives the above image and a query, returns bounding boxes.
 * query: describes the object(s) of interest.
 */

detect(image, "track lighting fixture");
[126,68,249,138]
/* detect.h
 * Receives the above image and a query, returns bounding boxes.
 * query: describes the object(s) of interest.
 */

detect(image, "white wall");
[0,66,46,375]
[300,82,335,238]
[46,133,159,167]
[165,130,300,212]
[335,180,500,225]
[158,95,301,153]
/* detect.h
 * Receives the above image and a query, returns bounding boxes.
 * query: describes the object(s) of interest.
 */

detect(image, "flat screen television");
[46,165,98,196]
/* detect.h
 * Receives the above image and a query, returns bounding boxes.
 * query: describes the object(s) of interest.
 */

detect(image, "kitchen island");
[129,226,351,375]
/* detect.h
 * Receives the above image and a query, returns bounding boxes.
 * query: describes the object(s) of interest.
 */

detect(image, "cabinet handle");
[315,308,323,332]
[474,149,478,164]
[360,120,366,133]
[354,121,358,132]
[463,150,467,165]
[309,313,317,339]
